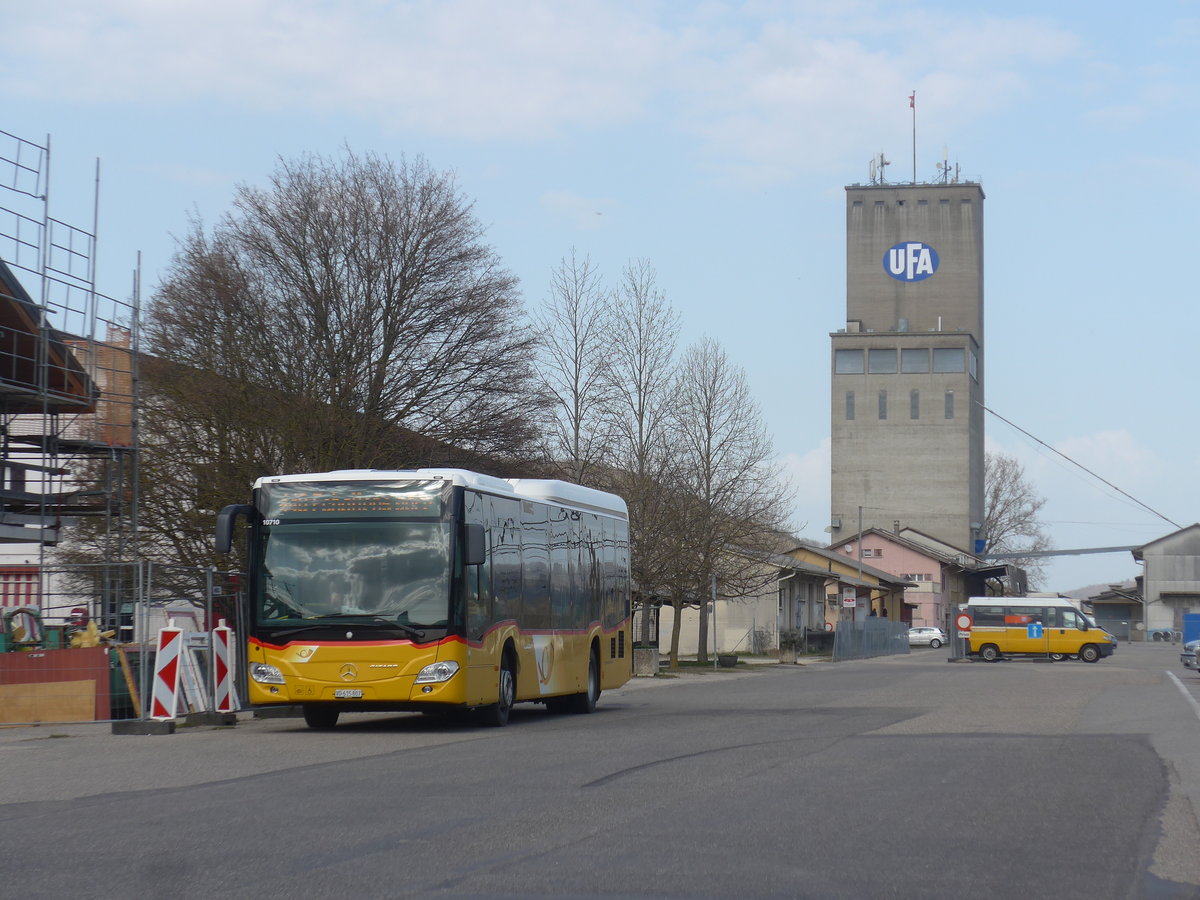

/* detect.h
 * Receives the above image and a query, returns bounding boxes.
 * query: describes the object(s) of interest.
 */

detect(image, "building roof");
[0,259,96,414]
[782,540,912,589]
[1131,523,1200,560]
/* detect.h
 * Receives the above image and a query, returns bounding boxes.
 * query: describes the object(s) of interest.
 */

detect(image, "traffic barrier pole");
[212,619,234,713]
[150,622,183,720]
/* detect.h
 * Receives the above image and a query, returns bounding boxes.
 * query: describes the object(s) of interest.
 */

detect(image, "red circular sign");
[956,613,973,631]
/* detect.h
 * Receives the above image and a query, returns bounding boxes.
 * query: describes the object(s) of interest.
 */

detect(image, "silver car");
[908,626,947,649]
[1181,639,1199,671]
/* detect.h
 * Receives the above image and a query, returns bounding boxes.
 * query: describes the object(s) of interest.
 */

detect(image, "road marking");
[1166,671,1200,723]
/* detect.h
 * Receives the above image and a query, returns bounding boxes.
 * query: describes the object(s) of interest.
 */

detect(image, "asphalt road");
[2,641,1198,899]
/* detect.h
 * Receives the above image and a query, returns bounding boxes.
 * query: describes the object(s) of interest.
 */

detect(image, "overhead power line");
[980,403,1182,530]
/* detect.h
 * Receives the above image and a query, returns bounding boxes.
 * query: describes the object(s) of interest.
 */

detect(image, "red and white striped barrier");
[212,619,234,713]
[150,623,184,720]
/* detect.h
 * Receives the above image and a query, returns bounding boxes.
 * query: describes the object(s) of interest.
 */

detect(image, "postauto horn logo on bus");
[884,241,939,282]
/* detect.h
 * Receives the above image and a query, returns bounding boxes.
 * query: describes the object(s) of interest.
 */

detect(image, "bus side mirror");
[464,523,486,567]
[215,504,253,554]
[1079,619,1089,631]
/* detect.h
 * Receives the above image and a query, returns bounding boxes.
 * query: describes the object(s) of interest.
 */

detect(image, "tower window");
[846,391,855,420]
[945,390,955,419]
[933,348,965,373]
[901,348,929,373]
[910,389,920,419]
[868,348,897,373]
[835,349,864,374]
[878,390,888,420]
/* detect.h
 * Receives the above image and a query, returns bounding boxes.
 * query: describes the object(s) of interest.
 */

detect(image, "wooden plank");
[0,679,95,723]
[0,647,111,720]
[115,646,141,714]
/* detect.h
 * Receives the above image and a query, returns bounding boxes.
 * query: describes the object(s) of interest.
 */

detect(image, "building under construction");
[0,128,139,634]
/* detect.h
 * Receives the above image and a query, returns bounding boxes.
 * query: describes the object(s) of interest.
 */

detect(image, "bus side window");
[522,502,551,629]
[491,496,522,625]
[974,606,1004,626]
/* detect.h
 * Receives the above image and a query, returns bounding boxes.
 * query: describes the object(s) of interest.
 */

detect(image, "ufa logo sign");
[884,241,939,282]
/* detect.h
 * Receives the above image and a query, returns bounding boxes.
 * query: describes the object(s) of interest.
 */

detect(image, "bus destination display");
[263,482,442,519]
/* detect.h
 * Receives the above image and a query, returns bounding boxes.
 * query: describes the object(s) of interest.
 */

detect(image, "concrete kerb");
[2,654,950,735]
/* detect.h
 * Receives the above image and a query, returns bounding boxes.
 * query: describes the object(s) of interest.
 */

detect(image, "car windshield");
[256,521,451,628]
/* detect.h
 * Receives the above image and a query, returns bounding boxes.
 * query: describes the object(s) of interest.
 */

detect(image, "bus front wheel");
[480,652,516,727]
[1079,644,1101,663]
[303,705,339,729]
[980,644,1001,663]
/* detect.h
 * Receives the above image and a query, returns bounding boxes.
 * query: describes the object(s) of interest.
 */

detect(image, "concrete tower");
[829,180,985,553]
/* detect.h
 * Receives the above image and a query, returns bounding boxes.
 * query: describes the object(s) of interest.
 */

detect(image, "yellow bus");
[965,597,1117,663]
[216,468,631,728]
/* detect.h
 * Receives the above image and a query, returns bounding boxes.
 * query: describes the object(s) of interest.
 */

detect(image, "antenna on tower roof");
[936,144,950,184]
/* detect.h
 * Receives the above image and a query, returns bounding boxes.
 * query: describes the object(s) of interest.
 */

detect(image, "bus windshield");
[256,521,451,628]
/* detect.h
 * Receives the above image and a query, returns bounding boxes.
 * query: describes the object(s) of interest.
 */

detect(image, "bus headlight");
[249,663,285,684]
[414,661,459,684]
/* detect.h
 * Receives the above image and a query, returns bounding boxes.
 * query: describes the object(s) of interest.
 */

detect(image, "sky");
[3,0,1198,593]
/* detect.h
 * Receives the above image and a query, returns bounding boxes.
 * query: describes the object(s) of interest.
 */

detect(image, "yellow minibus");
[964,597,1117,663]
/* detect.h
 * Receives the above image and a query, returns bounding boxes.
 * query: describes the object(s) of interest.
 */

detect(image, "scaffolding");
[0,127,140,633]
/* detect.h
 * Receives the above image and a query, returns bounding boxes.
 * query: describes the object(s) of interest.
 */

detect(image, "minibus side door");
[1005,607,1049,655]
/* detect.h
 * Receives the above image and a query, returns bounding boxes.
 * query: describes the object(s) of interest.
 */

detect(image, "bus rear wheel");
[303,705,339,729]
[569,649,600,714]
[980,644,1001,662]
[1079,644,1101,663]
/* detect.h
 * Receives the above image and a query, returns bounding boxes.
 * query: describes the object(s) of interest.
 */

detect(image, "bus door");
[463,494,496,705]
[1004,607,1049,655]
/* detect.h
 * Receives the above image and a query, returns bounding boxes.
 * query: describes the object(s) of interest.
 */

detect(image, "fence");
[832,618,910,662]
[0,561,243,726]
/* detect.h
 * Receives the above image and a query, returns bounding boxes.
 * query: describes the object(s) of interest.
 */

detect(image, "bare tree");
[984,450,1053,590]
[598,260,683,648]
[68,149,546,574]
[668,337,793,664]
[604,260,679,477]
[533,250,613,483]
[216,150,541,461]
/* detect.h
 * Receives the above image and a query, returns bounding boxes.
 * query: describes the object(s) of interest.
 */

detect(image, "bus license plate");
[334,689,363,699]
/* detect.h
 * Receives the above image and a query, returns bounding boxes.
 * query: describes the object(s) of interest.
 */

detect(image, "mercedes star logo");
[339,663,358,682]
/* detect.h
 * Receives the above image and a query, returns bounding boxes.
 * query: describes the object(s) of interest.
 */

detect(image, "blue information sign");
[1027,623,1044,639]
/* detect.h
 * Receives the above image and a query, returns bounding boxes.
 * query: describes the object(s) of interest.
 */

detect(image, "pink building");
[828,527,1006,630]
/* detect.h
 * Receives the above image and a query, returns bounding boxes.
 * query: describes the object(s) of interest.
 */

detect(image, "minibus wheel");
[980,644,1001,662]
[1079,644,1101,663]
[1049,653,1066,661]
